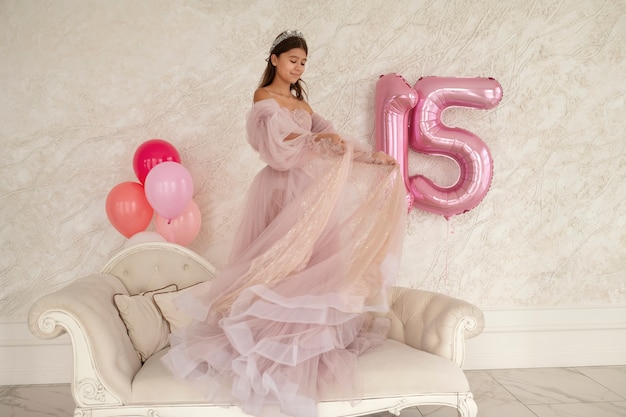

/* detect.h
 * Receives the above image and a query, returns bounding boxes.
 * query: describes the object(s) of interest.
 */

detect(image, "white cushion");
[153,283,203,331]
[114,284,177,361]
[131,339,470,404]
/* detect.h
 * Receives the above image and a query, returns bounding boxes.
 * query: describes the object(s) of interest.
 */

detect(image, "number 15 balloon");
[376,74,503,219]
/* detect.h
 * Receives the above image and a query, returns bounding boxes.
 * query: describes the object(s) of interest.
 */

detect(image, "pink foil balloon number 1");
[374,74,418,210]
[375,74,503,219]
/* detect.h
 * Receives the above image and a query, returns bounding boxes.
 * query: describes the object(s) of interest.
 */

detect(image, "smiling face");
[271,48,307,85]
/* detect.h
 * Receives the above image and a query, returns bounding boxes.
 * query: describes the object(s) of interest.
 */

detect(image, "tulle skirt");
[162,146,406,417]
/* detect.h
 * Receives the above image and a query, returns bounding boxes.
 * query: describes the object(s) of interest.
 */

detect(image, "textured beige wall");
[1,0,624,319]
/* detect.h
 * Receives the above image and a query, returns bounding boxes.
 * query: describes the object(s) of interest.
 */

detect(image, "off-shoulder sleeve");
[246,100,314,171]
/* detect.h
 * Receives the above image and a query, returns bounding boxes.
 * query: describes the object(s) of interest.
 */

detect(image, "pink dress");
[162,98,407,417]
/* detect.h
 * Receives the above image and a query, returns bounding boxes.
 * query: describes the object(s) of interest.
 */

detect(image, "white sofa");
[28,242,485,417]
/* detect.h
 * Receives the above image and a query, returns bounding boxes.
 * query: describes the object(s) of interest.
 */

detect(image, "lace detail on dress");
[304,135,345,156]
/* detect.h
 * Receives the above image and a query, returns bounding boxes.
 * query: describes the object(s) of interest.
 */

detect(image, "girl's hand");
[373,151,396,165]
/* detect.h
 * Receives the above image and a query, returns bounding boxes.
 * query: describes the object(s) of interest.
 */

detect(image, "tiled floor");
[1,366,625,417]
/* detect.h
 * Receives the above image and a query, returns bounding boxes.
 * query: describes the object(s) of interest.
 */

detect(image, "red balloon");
[105,182,154,238]
[133,139,181,184]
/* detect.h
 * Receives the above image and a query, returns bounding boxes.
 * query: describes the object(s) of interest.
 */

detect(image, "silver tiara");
[270,30,305,53]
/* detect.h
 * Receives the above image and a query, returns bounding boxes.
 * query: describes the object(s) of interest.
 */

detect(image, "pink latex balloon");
[409,76,503,219]
[155,200,202,246]
[105,181,154,238]
[374,74,418,211]
[133,139,181,184]
[144,161,194,220]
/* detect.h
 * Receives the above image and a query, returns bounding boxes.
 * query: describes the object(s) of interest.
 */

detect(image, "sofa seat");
[132,339,469,404]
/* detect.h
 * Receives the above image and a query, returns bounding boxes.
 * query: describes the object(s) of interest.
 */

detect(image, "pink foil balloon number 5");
[375,74,503,219]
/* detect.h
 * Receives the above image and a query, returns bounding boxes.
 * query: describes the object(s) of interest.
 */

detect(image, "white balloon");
[124,231,166,248]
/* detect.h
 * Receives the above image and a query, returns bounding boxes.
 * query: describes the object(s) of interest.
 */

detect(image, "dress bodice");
[286,107,313,131]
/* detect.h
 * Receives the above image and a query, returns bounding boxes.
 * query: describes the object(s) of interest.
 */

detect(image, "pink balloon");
[374,74,418,211]
[155,200,202,246]
[408,76,503,219]
[144,161,194,220]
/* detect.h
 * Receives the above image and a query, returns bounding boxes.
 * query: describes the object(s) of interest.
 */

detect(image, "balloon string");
[444,220,449,285]
[444,218,455,285]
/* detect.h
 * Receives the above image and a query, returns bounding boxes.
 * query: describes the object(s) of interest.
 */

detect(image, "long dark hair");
[259,32,308,100]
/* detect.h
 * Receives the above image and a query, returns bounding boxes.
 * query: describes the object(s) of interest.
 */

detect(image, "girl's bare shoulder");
[253,88,272,103]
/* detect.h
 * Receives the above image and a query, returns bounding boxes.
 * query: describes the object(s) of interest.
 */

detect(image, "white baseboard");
[0,320,73,385]
[2,305,626,385]
[463,305,626,370]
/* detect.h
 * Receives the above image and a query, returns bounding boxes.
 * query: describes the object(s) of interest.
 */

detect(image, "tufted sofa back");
[101,242,218,295]
[99,242,480,365]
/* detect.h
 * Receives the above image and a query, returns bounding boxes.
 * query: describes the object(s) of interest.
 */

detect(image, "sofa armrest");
[386,287,485,367]
[28,273,141,406]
